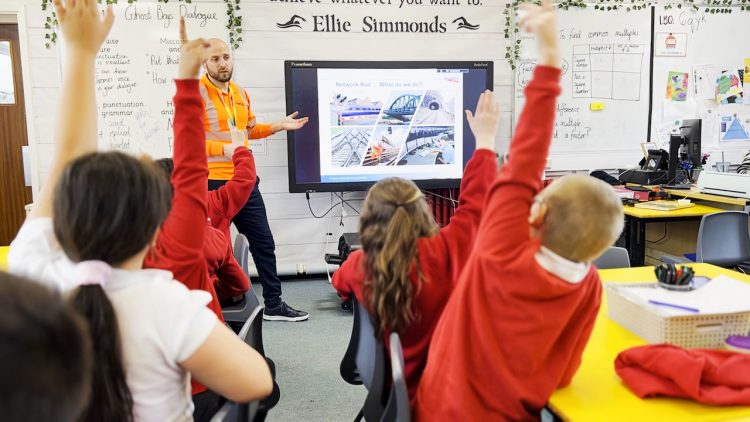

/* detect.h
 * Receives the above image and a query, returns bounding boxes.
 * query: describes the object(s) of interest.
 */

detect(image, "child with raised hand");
[8,2,272,420]
[332,90,500,403]
[153,136,257,306]
[414,2,624,420]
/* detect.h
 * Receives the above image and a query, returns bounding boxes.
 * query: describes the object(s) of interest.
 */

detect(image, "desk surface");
[623,203,724,219]
[664,189,749,207]
[548,264,750,421]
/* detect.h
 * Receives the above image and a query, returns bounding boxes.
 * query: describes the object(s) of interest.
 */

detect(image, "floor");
[259,278,366,422]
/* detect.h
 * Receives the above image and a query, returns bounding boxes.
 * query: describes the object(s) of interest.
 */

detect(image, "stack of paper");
[622,275,750,316]
[634,200,695,211]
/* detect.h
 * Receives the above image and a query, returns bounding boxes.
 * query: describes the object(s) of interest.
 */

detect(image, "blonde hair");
[538,174,624,262]
[359,178,439,338]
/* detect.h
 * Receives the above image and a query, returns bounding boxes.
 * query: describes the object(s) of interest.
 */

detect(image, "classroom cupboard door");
[0,23,33,246]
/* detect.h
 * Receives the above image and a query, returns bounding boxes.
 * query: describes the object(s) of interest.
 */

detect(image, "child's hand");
[518,0,560,68]
[178,17,211,80]
[466,90,500,152]
[223,141,246,159]
[52,0,114,56]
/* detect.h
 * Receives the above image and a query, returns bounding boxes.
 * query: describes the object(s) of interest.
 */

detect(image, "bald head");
[208,38,229,51]
[204,38,233,83]
[537,174,624,262]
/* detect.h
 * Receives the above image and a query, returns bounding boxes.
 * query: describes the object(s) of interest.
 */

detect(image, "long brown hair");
[360,178,438,338]
[53,151,171,422]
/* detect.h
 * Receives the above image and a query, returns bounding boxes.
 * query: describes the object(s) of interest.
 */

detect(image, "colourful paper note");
[666,71,689,101]
[716,69,743,103]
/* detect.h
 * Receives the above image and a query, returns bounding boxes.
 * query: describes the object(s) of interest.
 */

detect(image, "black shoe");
[263,301,309,322]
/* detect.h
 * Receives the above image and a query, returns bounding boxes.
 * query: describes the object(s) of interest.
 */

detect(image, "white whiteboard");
[59,2,228,159]
[514,6,652,171]
[651,5,750,167]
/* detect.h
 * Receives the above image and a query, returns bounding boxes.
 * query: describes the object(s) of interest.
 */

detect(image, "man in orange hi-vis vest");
[201,38,310,322]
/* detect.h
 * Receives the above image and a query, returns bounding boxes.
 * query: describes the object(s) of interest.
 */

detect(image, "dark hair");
[53,151,172,422]
[154,158,175,196]
[360,177,438,338]
[54,151,171,265]
[0,271,92,422]
[70,285,134,422]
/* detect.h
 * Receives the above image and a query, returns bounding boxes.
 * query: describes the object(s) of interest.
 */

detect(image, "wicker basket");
[606,283,750,349]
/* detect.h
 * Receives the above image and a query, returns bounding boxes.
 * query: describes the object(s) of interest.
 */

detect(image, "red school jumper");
[207,146,257,242]
[332,148,498,404]
[414,66,602,421]
[204,223,249,301]
[142,80,218,395]
[205,146,257,300]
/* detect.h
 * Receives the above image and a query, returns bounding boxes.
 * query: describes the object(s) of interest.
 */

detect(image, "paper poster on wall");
[720,114,750,142]
[654,32,688,57]
[715,69,743,104]
[701,111,720,147]
[654,120,678,150]
[666,71,689,101]
[662,98,696,124]
[248,114,268,155]
[744,59,750,105]
[694,64,718,101]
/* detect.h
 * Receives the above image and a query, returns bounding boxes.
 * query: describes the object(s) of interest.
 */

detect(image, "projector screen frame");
[284,60,494,193]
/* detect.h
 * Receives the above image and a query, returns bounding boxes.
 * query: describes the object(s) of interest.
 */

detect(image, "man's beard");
[209,68,233,83]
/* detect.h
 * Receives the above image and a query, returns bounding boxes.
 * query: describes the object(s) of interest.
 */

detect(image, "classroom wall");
[18,1,749,275]
[17,0,510,276]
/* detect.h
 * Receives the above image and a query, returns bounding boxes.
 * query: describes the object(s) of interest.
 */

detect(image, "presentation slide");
[317,69,464,183]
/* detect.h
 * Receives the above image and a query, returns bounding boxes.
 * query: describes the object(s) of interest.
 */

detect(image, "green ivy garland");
[41,0,244,50]
[504,0,750,71]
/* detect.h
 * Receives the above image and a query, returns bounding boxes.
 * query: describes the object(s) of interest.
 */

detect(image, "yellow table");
[622,204,724,266]
[623,204,724,219]
[0,246,8,271]
[664,189,750,211]
[548,264,750,421]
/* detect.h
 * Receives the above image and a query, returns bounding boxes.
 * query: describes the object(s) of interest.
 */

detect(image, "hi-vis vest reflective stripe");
[198,75,256,142]
[199,75,257,164]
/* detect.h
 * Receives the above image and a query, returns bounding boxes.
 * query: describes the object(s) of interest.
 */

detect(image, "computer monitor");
[284,60,493,193]
[667,119,702,185]
[681,119,702,166]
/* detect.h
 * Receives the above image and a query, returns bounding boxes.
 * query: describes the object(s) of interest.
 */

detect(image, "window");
[0,41,15,104]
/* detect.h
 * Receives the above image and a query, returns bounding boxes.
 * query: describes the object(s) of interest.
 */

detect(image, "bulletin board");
[651,5,750,166]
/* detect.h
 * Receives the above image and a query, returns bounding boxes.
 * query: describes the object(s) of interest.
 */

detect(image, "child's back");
[10,9,272,420]
[333,91,502,402]
[415,3,623,420]
[105,269,216,421]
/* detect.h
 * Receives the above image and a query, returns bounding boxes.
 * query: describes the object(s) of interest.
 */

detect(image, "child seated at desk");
[414,2,625,420]
[154,141,256,305]
[9,8,272,420]
[332,92,500,403]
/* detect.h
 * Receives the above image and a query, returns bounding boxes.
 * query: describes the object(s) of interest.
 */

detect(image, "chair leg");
[353,407,364,422]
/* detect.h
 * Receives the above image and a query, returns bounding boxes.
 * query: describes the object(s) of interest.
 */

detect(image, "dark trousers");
[208,176,283,308]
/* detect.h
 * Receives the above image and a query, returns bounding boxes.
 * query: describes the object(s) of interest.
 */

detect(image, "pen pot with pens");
[655,263,695,291]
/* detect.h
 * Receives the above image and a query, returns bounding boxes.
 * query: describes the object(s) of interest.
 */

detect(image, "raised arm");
[431,91,500,282]
[209,146,257,221]
[30,0,113,219]
[475,0,561,258]
[153,20,211,257]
